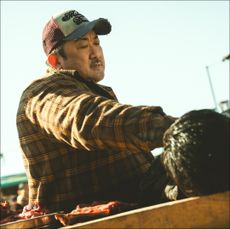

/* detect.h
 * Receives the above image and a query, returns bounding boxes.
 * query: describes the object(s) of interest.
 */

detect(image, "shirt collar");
[46,67,86,81]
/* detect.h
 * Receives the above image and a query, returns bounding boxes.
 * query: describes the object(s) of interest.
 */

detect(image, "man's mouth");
[90,60,103,68]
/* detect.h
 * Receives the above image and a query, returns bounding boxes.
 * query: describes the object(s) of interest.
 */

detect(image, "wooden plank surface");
[61,191,230,228]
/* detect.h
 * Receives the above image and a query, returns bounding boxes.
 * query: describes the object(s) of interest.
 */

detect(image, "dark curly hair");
[161,109,229,197]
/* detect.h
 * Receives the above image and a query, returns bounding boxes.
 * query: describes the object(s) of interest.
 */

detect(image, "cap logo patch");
[62,10,88,25]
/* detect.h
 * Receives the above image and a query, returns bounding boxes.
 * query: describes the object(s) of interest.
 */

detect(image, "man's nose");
[89,45,100,59]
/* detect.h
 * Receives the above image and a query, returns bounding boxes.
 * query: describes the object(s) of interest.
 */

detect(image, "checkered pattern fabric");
[16,69,175,211]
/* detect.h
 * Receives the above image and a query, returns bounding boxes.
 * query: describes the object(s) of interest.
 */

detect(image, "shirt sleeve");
[24,77,176,153]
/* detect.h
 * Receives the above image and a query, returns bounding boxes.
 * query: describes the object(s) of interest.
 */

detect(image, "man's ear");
[47,53,59,69]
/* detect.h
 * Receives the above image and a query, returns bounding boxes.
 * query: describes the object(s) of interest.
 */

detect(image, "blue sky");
[1,1,229,176]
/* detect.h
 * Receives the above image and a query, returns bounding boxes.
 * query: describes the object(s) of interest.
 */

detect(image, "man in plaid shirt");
[16,9,176,212]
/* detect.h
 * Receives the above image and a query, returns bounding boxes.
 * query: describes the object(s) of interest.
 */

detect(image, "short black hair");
[161,109,229,197]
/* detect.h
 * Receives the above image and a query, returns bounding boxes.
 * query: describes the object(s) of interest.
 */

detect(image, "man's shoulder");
[23,71,80,92]
[20,70,98,104]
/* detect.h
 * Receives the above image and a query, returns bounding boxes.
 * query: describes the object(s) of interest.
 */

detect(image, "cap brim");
[63,18,111,41]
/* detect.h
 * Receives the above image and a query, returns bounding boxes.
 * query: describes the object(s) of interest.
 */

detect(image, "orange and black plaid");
[16,68,175,211]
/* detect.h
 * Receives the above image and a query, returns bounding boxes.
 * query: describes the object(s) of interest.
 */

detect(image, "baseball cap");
[42,10,111,56]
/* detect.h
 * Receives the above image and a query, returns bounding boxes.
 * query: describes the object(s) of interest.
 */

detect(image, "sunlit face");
[58,31,105,82]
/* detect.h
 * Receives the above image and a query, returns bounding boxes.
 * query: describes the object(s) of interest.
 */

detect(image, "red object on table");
[55,200,138,226]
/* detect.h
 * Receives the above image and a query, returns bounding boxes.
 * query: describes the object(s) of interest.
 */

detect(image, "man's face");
[58,31,105,82]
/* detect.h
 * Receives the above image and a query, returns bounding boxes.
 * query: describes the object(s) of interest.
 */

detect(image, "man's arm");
[24,77,176,153]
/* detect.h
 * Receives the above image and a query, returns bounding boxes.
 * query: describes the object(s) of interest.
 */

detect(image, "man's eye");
[78,45,88,49]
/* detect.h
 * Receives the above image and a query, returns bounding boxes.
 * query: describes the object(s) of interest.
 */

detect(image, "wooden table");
[61,191,229,228]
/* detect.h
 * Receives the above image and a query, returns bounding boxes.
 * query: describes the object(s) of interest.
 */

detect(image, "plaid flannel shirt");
[16,69,175,211]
